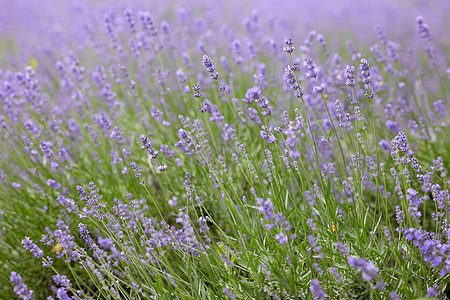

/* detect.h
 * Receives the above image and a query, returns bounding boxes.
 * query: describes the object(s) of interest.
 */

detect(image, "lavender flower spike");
[310,279,327,299]
[21,237,44,258]
[359,58,371,84]
[10,272,33,300]
[283,38,295,53]
[202,55,219,80]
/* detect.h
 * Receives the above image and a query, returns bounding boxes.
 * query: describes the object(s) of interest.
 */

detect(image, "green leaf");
[326,176,331,199]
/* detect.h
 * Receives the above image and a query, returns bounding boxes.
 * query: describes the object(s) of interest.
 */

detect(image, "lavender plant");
[0,0,449,299]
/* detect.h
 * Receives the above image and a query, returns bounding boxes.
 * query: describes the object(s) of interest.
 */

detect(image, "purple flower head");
[275,232,288,245]
[416,15,431,41]
[307,235,322,253]
[21,237,43,258]
[42,256,53,268]
[389,291,401,300]
[98,236,113,250]
[348,256,365,268]
[303,56,319,78]
[284,66,301,96]
[10,272,33,300]
[244,86,261,103]
[359,58,372,84]
[140,11,158,36]
[386,120,399,132]
[426,285,439,298]
[157,164,167,172]
[336,242,350,256]
[268,134,277,144]
[78,223,94,250]
[202,55,219,80]
[53,274,72,289]
[124,8,136,33]
[283,37,295,53]
[345,65,355,86]
[391,131,413,157]
[433,100,445,116]
[256,197,274,220]
[361,261,379,282]
[310,279,327,300]
[40,141,54,158]
[317,33,327,52]
[330,267,342,283]
[140,134,159,159]
[192,83,202,98]
[222,287,236,299]
[56,196,78,213]
[348,256,379,282]
[47,179,62,190]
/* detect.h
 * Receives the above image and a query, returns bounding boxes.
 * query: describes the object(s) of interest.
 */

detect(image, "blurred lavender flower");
[347,256,379,282]
[10,272,33,300]
[310,279,327,299]
[256,197,274,220]
[222,287,236,299]
[345,65,355,86]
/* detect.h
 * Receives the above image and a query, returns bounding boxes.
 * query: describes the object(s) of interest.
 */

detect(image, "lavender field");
[1,0,450,299]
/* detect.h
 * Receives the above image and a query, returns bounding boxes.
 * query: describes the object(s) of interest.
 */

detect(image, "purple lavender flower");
[347,256,379,282]
[40,141,54,158]
[303,56,319,78]
[256,198,274,220]
[336,242,349,256]
[168,196,178,207]
[330,268,342,283]
[53,274,72,289]
[56,195,78,213]
[222,287,236,299]
[359,59,372,84]
[361,261,379,282]
[283,38,295,53]
[140,134,159,159]
[310,279,327,299]
[193,83,202,98]
[375,280,387,291]
[21,237,43,258]
[307,235,322,254]
[46,179,62,190]
[140,11,158,36]
[244,86,262,104]
[78,223,94,250]
[389,291,401,300]
[275,232,288,245]
[10,272,33,300]
[391,131,413,157]
[124,8,136,33]
[345,65,355,86]
[426,285,439,298]
[202,55,219,80]
[416,15,431,41]
[157,164,167,172]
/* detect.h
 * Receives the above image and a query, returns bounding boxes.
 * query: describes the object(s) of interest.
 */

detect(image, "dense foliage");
[0,1,449,299]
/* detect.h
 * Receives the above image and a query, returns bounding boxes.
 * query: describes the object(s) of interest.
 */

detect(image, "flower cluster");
[1,1,449,299]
